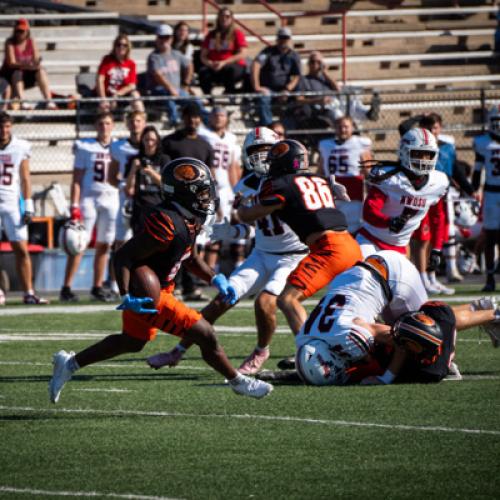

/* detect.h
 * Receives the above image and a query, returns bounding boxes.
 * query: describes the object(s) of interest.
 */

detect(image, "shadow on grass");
[0,372,201,383]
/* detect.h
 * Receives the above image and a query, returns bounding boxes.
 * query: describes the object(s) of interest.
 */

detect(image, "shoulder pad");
[368,165,400,184]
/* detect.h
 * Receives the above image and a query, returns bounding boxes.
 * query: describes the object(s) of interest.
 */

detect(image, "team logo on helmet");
[173,163,202,182]
[269,141,290,159]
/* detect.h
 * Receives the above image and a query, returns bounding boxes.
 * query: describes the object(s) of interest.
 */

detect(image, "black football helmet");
[392,311,443,365]
[161,157,217,217]
[266,139,309,178]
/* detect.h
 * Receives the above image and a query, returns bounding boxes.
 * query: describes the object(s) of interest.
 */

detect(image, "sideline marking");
[0,486,180,499]
[0,405,499,437]
[0,295,491,316]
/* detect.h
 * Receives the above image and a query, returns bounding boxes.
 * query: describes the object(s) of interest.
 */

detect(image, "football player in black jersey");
[238,139,363,336]
[48,158,273,403]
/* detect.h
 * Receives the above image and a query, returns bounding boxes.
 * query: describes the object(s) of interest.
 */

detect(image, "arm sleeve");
[234,29,248,49]
[127,60,137,85]
[363,186,390,227]
[429,199,446,250]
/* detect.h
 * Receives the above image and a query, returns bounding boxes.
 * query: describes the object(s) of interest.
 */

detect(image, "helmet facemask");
[246,143,272,177]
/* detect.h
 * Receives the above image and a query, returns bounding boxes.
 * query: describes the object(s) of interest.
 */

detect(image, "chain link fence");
[5,86,500,175]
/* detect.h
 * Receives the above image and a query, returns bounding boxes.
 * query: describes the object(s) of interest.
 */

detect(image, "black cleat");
[277,355,296,371]
[90,286,113,303]
[59,286,79,303]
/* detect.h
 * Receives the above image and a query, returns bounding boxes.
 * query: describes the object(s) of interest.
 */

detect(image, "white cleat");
[230,374,273,399]
[471,297,500,348]
[433,280,455,296]
[445,362,463,381]
[49,350,75,403]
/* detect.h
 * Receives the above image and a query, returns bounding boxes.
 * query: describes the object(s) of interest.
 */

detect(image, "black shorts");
[0,67,37,89]
[397,301,457,384]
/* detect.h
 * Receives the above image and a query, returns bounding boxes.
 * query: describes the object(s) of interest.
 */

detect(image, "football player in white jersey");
[473,105,500,292]
[198,107,242,269]
[60,112,119,302]
[147,126,311,374]
[356,128,449,261]
[259,250,499,385]
[0,112,47,304]
[318,116,372,232]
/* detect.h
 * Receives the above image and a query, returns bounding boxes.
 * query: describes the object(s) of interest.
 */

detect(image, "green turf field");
[0,303,499,500]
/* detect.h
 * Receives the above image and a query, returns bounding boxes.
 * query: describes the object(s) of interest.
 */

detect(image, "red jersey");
[98,55,137,95]
[201,28,247,66]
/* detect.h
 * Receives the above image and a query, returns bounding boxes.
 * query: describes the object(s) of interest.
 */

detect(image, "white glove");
[329,175,351,202]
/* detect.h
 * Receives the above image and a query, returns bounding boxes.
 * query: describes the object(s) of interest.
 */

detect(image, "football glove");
[116,294,158,314]
[211,273,238,305]
[428,248,442,271]
[329,175,351,202]
[70,204,82,221]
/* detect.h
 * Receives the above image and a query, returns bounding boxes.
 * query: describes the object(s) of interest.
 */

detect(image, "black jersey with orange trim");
[259,173,347,243]
[140,203,199,287]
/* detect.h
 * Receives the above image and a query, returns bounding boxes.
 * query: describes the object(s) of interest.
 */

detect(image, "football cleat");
[49,350,75,403]
[238,348,270,375]
[471,296,500,348]
[277,355,296,371]
[445,362,462,381]
[90,286,113,303]
[230,375,273,399]
[147,348,184,369]
[59,286,79,303]
[23,293,49,305]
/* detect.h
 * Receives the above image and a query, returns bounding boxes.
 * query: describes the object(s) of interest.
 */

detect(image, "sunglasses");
[115,43,129,48]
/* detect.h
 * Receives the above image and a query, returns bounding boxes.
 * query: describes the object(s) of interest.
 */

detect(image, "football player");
[318,116,372,233]
[0,112,47,304]
[357,128,449,275]
[238,139,362,336]
[296,299,499,387]
[472,105,500,292]
[59,112,119,302]
[48,158,273,403]
[198,107,242,269]
[262,250,499,385]
[147,127,311,375]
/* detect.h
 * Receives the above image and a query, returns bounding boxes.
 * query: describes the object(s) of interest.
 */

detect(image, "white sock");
[420,272,430,287]
[229,373,246,385]
[255,345,269,353]
[68,355,80,372]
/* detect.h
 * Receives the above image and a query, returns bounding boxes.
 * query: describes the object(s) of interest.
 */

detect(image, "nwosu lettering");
[400,195,426,208]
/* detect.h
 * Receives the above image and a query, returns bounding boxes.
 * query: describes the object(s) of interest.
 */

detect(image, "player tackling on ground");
[48,157,273,402]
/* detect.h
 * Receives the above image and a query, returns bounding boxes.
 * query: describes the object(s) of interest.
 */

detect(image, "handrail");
[254,0,286,27]
[202,0,270,46]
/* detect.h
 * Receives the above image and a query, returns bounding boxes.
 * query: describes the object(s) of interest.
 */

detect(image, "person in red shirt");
[198,8,248,96]
[96,34,144,112]
[0,18,56,109]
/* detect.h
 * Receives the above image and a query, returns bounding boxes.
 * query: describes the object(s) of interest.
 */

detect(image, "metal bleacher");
[0,1,498,183]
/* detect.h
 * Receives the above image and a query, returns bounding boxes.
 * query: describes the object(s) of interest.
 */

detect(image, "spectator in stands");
[126,125,170,235]
[284,51,340,129]
[147,24,204,127]
[251,27,301,126]
[0,77,11,111]
[0,18,57,110]
[495,6,500,53]
[198,8,248,97]
[96,34,144,113]
[161,102,214,301]
[269,120,286,139]
[173,21,195,62]
[0,112,48,305]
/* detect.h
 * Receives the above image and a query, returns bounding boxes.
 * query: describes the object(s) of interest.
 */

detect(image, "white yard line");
[0,405,498,437]
[0,486,180,499]
[74,388,135,393]
[0,295,495,316]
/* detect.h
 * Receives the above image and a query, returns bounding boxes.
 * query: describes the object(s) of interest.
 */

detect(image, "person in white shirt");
[60,112,119,302]
[0,112,47,304]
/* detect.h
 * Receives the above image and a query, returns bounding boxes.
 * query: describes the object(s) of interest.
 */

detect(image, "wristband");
[24,198,34,212]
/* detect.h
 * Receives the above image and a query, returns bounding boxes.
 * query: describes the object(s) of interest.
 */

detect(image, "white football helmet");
[399,127,439,176]
[488,105,500,137]
[454,198,480,228]
[58,220,88,256]
[295,340,348,386]
[242,127,280,176]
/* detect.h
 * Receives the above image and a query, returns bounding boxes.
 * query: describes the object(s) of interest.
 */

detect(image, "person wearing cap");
[0,18,57,110]
[198,8,248,96]
[146,24,203,127]
[251,26,301,126]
